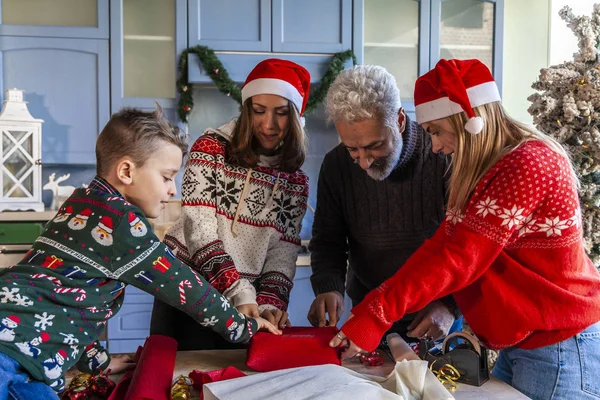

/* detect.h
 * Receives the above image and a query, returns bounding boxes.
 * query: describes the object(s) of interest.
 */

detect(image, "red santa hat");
[62,205,73,215]
[226,317,234,329]
[128,212,141,227]
[414,59,501,134]
[6,315,20,324]
[57,349,68,360]
[40,332,50,342]
[241,58,311,116]
[76,208,92,220]
[98,216,113,234]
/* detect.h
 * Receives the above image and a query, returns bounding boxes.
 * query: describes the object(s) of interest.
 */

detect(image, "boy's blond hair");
[96,105,188,176]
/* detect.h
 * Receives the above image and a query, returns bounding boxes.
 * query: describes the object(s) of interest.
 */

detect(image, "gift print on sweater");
[0,176,258,391]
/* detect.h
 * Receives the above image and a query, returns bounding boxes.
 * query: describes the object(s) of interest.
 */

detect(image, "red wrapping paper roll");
[246,326,341,372]
[108,335,178,400]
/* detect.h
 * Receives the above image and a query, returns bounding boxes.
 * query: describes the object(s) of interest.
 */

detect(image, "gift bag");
[419,331,489,386]
[246,326,341,372]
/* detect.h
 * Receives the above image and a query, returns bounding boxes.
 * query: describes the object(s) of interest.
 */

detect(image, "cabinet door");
[111,0,187,112]
[359,0,427,117]
[0,0,108,39]
[430,0,504,92]
[107,285,154,353]
[0,36,109,164]
[188,0,271,51]
[272,0,352,53]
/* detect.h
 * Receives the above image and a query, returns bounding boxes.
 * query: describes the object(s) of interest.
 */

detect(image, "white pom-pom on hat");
[465,116,484,134]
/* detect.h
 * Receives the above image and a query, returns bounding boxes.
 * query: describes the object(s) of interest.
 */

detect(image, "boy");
[0,106,280,398]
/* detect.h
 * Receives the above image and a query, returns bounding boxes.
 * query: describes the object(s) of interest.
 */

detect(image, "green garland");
[176,45,356,123]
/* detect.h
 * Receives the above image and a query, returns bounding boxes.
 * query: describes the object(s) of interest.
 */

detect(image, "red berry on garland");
[184,106,191,112]
[213,68,219,74]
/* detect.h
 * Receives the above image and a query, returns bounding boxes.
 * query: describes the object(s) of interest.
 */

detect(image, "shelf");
[0,210,56,222]
[123,35,174,41]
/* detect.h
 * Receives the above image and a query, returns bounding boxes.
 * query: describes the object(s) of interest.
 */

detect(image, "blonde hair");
[96,105,188,177]
[228,99,307,173]
[446,102,577,212]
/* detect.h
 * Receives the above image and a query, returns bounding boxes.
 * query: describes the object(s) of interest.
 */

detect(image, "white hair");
[325,65,402,129]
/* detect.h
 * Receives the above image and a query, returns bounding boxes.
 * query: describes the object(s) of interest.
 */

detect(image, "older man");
[307,65,461,343]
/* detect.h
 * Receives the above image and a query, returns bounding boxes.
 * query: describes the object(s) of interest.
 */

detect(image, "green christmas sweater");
[0,176,257,391]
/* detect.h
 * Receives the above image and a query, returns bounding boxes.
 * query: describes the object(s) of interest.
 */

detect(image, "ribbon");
[357,350,385,367]
[429,358,461,390]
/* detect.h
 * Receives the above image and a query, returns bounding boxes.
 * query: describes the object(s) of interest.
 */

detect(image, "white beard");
[91,227,113,246]
[43,360,63,379]
[53,214,70,223]
[130,222,148,237]
[67,217,88,230]
[0,328,15,342]
[365,129,403,181]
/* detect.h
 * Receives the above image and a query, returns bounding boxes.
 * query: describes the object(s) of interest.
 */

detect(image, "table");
[74,349,528,399]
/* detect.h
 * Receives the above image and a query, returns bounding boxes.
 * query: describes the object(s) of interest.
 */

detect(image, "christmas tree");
[528,4,600,268]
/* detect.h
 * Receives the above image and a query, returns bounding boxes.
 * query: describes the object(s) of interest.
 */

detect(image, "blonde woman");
[330,59,600,400]
[151,59,310,350]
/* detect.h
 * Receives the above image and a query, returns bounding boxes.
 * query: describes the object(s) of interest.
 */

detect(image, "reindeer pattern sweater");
[342,141,600,351]
[164,121,309,312]
[0,177,257,391]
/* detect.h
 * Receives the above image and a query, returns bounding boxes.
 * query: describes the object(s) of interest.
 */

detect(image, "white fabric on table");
[203,360,453,400]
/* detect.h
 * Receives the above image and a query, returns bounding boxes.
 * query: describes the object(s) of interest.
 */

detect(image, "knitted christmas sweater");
[342,141,600,352]
[164,121,309,312]
[0,177,257,391]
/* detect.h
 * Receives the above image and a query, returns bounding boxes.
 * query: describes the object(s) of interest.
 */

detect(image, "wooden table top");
[66,349,529,399]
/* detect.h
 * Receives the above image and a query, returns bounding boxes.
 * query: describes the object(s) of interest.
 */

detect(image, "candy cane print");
[191,270,204,287]
[178,280,192,305]
[32,273,63,286]
[54,287,87,301]
[104,309,113,319]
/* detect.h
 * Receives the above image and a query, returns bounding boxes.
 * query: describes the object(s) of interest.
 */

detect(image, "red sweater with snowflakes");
[342,140,600,351]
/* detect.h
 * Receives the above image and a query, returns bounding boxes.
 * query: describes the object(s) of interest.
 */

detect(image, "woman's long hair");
[228,100,307,173]
[447,101,577,212]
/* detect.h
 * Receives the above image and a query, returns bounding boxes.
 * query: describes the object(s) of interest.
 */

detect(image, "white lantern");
[0,88,44,212]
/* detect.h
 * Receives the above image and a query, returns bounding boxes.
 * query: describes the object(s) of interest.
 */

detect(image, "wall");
[502,0,550,124]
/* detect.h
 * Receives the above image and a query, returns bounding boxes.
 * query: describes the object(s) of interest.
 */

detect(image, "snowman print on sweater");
[42,349,68,389]
[84,343,109,371]
[67,208,93,230]
[15,331,50,359]
[0,315,20,342]
[226,317,243,341]
[91,216,114,246]
[128,212,148,237]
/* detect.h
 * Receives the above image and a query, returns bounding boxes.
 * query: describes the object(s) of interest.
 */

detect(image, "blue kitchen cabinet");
[0,0,109,39]
[110,0,187,112]
[0,36,110,164]
[188,0,352,53]
[107,286,154,353]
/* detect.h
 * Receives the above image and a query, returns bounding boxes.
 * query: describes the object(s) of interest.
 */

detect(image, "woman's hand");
[261,309,292,329]
[236,303,260,318]
[328,314,364,360]
[254,316,283,335]
[104,354,136,375]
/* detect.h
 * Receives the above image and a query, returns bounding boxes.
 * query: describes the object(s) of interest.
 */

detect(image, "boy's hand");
[236,303,259,318]
[253,316,283,335]
[104,354,136,375]
[261,309,291,329]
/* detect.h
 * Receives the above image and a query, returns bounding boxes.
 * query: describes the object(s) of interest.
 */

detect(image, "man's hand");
[307,291,344,327]
[104,354,136,375]
[261,309,291,329]
[254,316,282,335]
[236,303,259,318]
[406,300,455,340]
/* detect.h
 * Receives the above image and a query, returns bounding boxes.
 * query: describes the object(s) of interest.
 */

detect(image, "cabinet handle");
[35,159,42,166]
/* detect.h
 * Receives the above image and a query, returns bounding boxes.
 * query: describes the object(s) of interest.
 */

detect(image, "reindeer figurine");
[43,173,76,210]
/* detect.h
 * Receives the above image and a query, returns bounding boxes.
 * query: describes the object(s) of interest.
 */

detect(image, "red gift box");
[246,326,341,372]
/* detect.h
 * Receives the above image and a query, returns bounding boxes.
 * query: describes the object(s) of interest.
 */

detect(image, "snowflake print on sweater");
[0,176,258,392]
[342,141,600,352]
[164,121,309,312]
